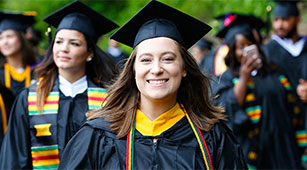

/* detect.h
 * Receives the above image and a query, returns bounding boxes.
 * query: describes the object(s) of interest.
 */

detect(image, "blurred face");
[53,29,93,74]
[235,34,252,63]
[134,37,187,104]
[273,16,299,38]
[0,29,22,57]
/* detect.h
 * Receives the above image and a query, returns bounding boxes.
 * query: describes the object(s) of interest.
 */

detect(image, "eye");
[140,58,151,62]
[55,40,62,44]
[71,42,80,46]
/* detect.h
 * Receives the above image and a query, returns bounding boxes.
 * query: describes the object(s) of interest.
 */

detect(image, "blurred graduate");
[212,14,306,169]
[0,1,118,169]
[0,12,37,96]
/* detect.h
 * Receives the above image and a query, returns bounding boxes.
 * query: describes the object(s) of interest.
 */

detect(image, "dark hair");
[0,30,36,67]
[34,31,118,110]
[87,40,226,138]
[224,29,277,77]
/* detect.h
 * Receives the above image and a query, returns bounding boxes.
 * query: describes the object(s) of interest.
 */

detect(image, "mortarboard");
[215,14,265,46]
[0,11,35,33]
[273,0,299,18]
[43,0,118,42]
[216,13,265,38]
[110,0,212,49]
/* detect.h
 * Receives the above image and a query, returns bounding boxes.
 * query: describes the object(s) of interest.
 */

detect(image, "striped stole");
[232,78,260,169]
[279,75,307,165]
[28,85,107,169]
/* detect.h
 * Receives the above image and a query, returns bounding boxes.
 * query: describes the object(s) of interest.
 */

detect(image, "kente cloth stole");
[4,63,31,89]
[279,75,307,164]
[126,111,214,170]
[214,44,229,76]
[232,78,261,169]
[28,85,107,169]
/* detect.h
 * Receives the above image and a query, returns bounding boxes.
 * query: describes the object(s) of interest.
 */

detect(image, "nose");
[150,60,163,75]
[60,42,69,53]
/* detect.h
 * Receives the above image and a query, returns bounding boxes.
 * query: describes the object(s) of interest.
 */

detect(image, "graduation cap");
[0,11,36,33]
[110,0,212,49]
[43,0,118,42]
[215,14,265,46]
[216,13,265,38]
[195,38,213,50]
[273,0,299,18]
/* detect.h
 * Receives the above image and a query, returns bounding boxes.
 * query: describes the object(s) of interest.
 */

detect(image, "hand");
[297,79,307,103]
[239,54,262,80]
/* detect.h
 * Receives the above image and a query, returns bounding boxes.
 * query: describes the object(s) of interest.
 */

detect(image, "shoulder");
[84,116,113,132]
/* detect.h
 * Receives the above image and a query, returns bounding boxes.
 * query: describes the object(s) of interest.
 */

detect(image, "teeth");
[148,80,166,85]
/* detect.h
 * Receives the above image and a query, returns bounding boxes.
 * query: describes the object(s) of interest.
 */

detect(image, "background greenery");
[1,0,306,54]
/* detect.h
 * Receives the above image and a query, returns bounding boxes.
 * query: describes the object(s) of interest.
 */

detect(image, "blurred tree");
[0,0,306,53]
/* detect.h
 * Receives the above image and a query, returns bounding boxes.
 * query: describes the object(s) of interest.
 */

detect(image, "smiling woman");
[0,1,118,169]
[59,1,247,169]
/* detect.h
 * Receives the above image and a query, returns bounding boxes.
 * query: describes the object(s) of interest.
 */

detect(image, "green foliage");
[0,0,305,53]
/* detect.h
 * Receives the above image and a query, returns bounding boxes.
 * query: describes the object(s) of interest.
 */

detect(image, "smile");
[147,79,168,85]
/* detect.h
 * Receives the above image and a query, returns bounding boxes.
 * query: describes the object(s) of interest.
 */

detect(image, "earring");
[87,57,92,62]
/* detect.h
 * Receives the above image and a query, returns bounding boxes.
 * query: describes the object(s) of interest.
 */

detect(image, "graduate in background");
[212,14,306,169]
[201,13,265,78]
[0,1,118,169]
[59,1,247,169]
[106,39,129,70]
[0,12,37,96]
[190,38,213,69]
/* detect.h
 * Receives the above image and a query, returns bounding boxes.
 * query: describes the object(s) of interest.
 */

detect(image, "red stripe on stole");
[88,97,105,101]
[297,136,307,140]
[28,101,58,105]
[196,126,214,169]
[32,155,59,161]
[126,132,130,170]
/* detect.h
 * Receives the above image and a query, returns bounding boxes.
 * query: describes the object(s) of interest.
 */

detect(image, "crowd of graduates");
[0,0,306,169]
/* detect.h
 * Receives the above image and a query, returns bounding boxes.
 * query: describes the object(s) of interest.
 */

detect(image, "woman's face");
[134,37,187,104]
[235,34,252,63]
[0,29,22,57]
[53,29,93,74]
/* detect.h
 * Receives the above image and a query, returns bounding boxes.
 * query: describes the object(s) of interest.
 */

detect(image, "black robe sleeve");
[0,88,32,169]
[0,83,15,147]
[209,122,247,169]
[212,70,251,134]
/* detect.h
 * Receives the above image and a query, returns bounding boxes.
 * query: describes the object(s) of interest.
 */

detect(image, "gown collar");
[272,34,306,57]
[135,103,185,136]
[59,75,88,97]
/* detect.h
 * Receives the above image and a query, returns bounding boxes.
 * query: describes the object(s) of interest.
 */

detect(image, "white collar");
[59,75,88,97]
[272,34,305,57]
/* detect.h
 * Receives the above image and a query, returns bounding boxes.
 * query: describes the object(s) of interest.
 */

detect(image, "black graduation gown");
[59,116,247,169]
[0,83,15,149]
[263,39,307,92]
[213,69,303,169]
[0,67,35,96]
[0,78,101,169]
[200,49,216,77]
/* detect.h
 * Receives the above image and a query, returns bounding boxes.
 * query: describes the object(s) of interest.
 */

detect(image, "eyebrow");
[55,37,82,42]
[138,51,177,58]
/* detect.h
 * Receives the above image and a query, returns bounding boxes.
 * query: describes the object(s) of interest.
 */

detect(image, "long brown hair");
[0,30,36,67]
[34,31,118,111]
[87,41,226,138]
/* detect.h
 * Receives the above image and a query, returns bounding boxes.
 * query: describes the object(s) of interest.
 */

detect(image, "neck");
[139,96,177,121]
[58,69,86,83]
[291,33,300,43]
[6,52,24,68]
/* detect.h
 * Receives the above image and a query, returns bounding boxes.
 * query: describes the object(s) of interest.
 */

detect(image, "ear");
[182,70,187,77]
[86,50,94,62]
